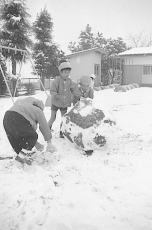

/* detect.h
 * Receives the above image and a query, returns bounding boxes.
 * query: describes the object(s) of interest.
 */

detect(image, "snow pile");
[61,98,116,151]
[0,88,152,229]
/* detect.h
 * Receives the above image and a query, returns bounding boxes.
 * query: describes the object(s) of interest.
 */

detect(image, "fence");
[4,77,54,96]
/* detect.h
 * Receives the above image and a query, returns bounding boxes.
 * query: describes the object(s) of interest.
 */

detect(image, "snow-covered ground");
[1,87,152,230]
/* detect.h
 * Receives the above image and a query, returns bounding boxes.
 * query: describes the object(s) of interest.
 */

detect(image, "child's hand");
[46,141,57,153]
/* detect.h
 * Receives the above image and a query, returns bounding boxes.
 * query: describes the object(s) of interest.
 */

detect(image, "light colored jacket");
[9,97,51,141]
[50,76,77,108]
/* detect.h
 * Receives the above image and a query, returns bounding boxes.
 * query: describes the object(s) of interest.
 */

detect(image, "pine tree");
[68,41,78,53]
[78,24,94,50]
[68,24,127,54]
[33,8,65,88]
[0,53,7,95]
[68,24,94,52]
[94,32,106,48]
[0,0,32,96]
[0,0,32,74]
[105,37,127,56]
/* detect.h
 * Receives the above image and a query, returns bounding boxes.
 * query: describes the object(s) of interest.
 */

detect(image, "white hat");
[58,61,71,72]
[90,74,96,80]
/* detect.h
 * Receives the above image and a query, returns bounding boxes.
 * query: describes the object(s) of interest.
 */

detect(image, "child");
[90,74,96,88]
[48,60,77,138]
[90,74,102,91]
[3,97,56,163]
[73,75,94,105]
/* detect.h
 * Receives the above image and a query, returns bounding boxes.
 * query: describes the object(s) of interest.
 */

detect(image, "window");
[124,58,133,65]
[143,65,152,75]
[94,64,100,76]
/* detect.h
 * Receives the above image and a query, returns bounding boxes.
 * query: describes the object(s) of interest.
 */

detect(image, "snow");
[73,100,93,116]
[13,0,24,4]
[7,58,36,79]
[11,16,21,23]
[118,46,152,56]
[1,87,152,229]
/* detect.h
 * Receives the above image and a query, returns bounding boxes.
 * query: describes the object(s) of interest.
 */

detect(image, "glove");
[46,141,57,153]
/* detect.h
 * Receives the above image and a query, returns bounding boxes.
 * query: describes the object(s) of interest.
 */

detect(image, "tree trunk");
[40,75,45,91]
[11,58,18,96]
[12,57,16,75]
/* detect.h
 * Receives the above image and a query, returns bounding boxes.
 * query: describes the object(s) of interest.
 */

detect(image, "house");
[66,48,104,86]
[118,47,152,85]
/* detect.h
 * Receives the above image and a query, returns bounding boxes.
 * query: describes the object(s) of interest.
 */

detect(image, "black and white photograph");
[0,0,152,229]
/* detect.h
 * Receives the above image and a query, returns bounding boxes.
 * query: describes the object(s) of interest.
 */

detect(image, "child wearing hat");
[90,74,96,88]
[90,74,102,91]
[3,97,56,163]
[48,60,77,138]
[73,75,94,105]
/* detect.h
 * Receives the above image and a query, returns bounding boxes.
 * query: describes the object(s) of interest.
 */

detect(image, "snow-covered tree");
[94,32,107,48]
[68,24,95,52]
[33,8,65,87]
[105,37,127,56]
[78,24,94,50]
[0,0,32,75]
[68,25,127,55]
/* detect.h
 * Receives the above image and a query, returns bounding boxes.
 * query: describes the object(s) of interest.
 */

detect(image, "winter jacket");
[50,76,77,108]
[9,97,51,141]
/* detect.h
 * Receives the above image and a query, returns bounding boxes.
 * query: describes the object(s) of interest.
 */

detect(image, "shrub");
[132,83,139,88]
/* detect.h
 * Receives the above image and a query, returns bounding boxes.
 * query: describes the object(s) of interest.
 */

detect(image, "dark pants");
[3,111,38,154]
[48,104,67,129]
[51,104,67,114]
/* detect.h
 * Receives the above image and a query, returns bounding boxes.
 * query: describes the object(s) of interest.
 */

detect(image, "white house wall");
[69,52,101,83]
[124,55,152,65]
[123,55,152,85]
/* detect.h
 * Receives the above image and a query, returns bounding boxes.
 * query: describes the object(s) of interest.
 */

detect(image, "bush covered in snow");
[114,83,140,92]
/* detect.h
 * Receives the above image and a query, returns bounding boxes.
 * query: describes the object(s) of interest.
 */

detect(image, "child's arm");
[89,88,94,99]
[70,80,77,93]
[73,95,80,105]
[50,77,63,101]
[50,78,59,96]
[72,91,81,105]
[35,107,52,141]
[71,83,82,105]
[34,107,56,153]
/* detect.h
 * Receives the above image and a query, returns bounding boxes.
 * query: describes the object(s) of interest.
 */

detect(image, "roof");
[66,47,104,57]
[118,47,152,56]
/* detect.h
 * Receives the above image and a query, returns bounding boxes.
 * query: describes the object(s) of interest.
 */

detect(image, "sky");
[26,0,152,53]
